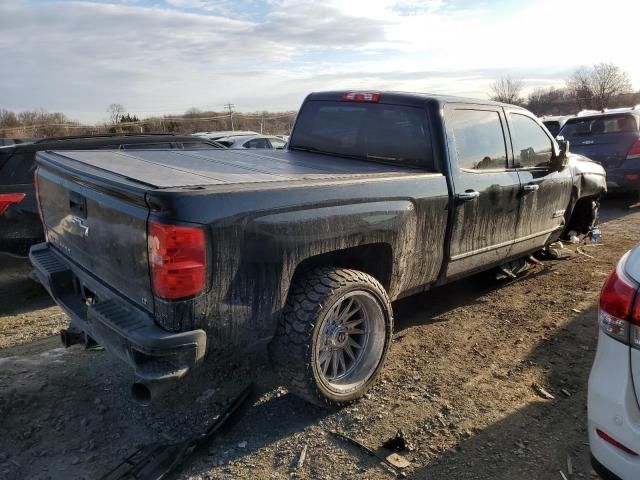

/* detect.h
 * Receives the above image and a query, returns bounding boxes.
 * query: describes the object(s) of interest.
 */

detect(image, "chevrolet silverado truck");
[29,91,606,408]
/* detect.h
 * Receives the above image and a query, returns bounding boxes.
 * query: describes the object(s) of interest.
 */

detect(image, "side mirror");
[551,138,570,171]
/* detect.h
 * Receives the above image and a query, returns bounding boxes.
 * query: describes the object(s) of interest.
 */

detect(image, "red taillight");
[627,138,640,160]
[598,262,640,344]
[0,193,26,216]
[625,173,639,181]
[600,267,637,320]
[342,91,380,103]
[596,429,639,456]
[148,222,206,300]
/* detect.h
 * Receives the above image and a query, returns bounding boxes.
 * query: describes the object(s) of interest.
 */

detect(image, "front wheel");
[269,267,393,408]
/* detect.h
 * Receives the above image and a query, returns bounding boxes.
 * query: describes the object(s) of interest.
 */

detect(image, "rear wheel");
[270,267,393,408]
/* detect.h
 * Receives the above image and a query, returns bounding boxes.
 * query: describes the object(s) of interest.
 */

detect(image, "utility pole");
[224,103,235,131]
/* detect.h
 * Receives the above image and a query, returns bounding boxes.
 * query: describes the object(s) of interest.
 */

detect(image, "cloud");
[0,0,637,122]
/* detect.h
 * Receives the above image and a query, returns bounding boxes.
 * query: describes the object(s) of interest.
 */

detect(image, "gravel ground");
[1,197,639,480]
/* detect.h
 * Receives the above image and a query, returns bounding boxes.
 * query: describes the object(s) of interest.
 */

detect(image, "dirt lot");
[1,198,639,480]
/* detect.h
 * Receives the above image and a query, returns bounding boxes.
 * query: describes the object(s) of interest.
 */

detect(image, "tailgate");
[570,132,637,170]
[36,154,153,313]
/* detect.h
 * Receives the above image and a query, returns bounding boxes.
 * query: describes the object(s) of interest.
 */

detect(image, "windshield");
[560,114,638,137]
[289,100,433,168]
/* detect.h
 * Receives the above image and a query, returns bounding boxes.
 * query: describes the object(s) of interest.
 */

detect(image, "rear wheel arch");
[288,243,394,292]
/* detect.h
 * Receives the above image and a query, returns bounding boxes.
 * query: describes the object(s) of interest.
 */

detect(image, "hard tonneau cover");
[40,149,418,190]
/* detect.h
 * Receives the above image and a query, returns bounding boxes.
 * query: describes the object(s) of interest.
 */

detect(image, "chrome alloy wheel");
[314,290,386,394]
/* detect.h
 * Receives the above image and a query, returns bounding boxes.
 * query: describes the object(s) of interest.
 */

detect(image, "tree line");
[0,104,297,139]
[490,62,640,116]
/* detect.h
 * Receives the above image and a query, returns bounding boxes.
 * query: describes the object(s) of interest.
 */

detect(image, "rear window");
[289,101,433,169]
[179,141,221,150]
[542,121,560,137]
[560,115,638,137]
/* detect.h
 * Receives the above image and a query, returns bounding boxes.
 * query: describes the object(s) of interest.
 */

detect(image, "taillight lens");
[0,193,26,216]
[627,138,640,160]
[599,261,639,345]
[342,91,380,103]
[148,222,206,300]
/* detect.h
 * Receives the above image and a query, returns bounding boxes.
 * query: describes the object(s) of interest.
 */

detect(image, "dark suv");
[0,134,223,255]
[558,108,640,192]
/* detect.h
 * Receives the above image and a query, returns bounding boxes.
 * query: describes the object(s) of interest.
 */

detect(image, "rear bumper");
[29,243,207,382]
[606,170,640,192]
[588,331,640,479]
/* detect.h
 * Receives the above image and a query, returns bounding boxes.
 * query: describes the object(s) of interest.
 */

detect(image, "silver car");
[192,130,258,141]
[217,135,287,149]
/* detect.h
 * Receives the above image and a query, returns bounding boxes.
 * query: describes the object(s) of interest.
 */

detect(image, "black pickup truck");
[30,91,606,408]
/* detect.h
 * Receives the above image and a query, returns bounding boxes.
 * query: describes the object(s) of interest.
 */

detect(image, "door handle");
[456,191,480,202]
[521,184,540,193]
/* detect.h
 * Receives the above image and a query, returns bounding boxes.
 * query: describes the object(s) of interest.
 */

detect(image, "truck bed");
[40,149,419,189]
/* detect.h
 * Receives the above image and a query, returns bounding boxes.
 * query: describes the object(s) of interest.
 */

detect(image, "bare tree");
[106,103,126,124]
[567,63,632,110]
[489,77,524,105]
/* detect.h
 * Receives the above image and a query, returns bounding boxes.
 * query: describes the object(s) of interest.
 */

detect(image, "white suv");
[588,243,640,479]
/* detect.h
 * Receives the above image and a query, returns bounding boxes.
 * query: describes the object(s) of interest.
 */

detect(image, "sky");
[1,0,638,123]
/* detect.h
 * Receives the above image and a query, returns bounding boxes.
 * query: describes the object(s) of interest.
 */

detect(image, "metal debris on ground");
[385,452,411,469]
[295,444,307,470]
[99,384,253,480]
[545,241,572,260]
[590,227,602,244]
[566,453,573,475]
[329,431,407,478]
[561,388,572,397]
[532,383,555,400]
[496,258,532,280]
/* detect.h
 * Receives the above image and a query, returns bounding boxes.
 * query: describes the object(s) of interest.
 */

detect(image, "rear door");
[443,104,521,278]
[505,110,573,255]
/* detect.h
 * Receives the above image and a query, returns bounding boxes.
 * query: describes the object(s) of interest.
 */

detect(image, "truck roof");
[38,148,420,190]
[305,91,524,109]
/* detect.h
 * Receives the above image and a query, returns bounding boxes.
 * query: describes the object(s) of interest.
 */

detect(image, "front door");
[443,105,522,278]
[505,110,573,256]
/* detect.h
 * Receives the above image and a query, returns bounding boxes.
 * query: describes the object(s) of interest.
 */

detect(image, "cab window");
[510,114,553,168]
[449,109,508,170]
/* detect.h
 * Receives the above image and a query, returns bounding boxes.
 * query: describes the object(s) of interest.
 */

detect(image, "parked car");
[588,243,640,479]
[216,134,287,149]
[0,134,223,255]
[541,115,573,137]
[559,107,640,192]
[30,91,605,408]
[192,130,258,141]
